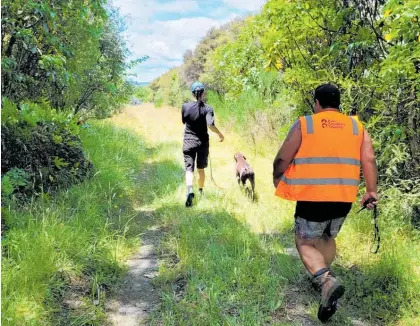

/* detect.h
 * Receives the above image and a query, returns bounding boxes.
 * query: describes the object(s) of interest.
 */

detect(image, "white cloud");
[114,0,199,20]
[208,7,232,18]
[129,16,222,69]
[223,0,266,11]
[113,0,153,22]
[158,0,199,12]
[114,0,265,81]
[130,66,176,82]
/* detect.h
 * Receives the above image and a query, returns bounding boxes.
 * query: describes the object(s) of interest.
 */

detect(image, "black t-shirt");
[182,101,215,149]
[295,201,352,222]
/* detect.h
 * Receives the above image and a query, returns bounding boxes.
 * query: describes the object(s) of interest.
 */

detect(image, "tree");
[182,18,246,89]
[1,0,147,197]
[1,0,145,118]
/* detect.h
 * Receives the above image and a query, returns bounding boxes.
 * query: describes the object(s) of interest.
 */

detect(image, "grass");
[2,103,419,325]
[1,122,153,325]
[115,105,419,325]
[206,85,295,157]
[153,204,297,325]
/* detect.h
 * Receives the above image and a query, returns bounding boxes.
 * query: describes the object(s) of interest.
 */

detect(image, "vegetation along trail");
[3,0,419,325]
[105,103,419,325]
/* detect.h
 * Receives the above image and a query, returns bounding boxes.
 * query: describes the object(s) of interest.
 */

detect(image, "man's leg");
[295,217,343,272]
[295,217,329,274]
[294,217,345,322]
[186,170,194,190]
[183,149,196,207]
[315,234,336,267]
[295,235,329,275]
[197,169,205,191]
[314,216,345,267]
[196,144,209,194]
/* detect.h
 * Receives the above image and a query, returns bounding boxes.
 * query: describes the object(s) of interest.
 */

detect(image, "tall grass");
[207,72,295,155]
[153,204,298,325]
[117,103,419,325]
[336,200,420,324]
[1,122,149,325]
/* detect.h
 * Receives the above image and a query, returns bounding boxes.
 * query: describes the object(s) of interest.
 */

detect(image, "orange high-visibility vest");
[275,111,363,202]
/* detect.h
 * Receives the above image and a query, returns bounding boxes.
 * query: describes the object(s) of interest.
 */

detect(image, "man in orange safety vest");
[272,84,378,322]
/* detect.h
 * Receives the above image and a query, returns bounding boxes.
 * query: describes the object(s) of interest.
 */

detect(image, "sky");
[113,0,266,82]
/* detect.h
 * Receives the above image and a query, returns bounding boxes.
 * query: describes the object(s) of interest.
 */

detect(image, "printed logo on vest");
[321,119,345,129]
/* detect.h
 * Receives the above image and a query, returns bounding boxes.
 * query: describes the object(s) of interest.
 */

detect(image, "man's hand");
[361,192,378,210]
[360,129,378,210]
[209,125,224,142]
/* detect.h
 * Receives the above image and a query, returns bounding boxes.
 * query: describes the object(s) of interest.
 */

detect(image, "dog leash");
[357,197,380,254]
[208,152,224,190]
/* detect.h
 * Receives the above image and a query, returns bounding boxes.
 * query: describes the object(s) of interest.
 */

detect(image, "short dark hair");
[314,84,340,109]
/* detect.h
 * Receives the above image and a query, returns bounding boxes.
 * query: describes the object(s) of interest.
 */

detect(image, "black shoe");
[199,188,203,196]
[185,192,195,207]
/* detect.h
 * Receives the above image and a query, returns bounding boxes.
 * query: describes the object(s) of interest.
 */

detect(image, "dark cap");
[314,84,340,109]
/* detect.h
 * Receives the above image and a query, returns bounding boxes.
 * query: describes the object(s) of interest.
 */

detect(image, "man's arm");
[207,106,224,142]
[360,129,378,208]
[273,120,302,187]
[209,125,224,142]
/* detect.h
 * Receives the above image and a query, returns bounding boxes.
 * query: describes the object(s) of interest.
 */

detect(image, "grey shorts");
[295,216,346,240]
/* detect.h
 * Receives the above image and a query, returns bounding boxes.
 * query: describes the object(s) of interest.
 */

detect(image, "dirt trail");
[106,224,161,325]
[105,104,180,325]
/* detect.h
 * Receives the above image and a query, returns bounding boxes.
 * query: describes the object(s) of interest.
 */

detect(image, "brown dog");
[234,152,255,200]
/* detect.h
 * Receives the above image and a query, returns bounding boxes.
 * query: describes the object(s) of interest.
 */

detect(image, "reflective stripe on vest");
[350,117,359,135]
[293,157,360,166]
[304,115,314,134]
[305,115,359,136]
[280,176,359,186]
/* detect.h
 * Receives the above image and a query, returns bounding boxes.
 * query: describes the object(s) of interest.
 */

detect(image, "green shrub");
[169,72,193,108]
[1,168,30,198]
[135,86,153,102]
[1,99,92,200]
[1,0,140,118]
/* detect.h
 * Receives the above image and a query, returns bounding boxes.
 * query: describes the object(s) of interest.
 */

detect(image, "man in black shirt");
[182,82,224,207]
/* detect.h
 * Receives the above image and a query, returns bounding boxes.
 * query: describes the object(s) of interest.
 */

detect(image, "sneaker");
[199,188,203,196]
[185,192,195,207]
[314,272,345,323]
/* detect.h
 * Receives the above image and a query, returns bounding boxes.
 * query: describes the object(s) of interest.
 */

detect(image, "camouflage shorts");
[295,216,346,240]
